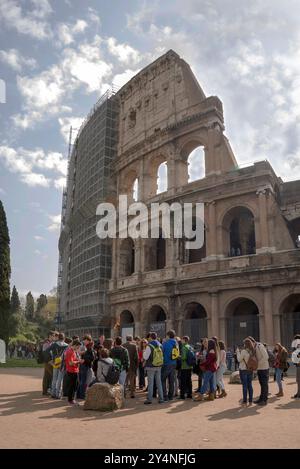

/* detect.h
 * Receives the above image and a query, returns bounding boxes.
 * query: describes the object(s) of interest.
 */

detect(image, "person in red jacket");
[65,339,82,406]
[194,339,217,402]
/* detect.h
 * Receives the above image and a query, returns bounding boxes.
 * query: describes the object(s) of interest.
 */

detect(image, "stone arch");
[181,217,206,264]
[119,168,139,201]
[221,205,256,257]
[146,152,169,197]
[148,304,167,339]
[119,238,135,277]
[279,293,300,347]
[183,302,208,344]
[225,297,260,347]
[119,309,135,341]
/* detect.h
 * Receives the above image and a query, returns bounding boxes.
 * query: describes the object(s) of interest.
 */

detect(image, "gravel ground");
[0,367,299,449]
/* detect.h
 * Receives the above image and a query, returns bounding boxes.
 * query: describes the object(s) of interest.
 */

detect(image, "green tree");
[0,200,11,344]
[36,294,47,315]
[25,291,35,320]
[11,285,21,314]
[9,285,23,338]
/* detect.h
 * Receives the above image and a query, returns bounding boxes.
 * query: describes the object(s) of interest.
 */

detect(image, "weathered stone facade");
[109,50,300,347]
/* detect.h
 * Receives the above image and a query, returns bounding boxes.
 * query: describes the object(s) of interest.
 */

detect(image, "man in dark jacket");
[110,337,129,393]
[123,336,138,398]
[161,330,178,401]
[77,335,96,399]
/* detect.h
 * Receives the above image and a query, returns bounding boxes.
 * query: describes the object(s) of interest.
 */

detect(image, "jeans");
[145,367,164,402]
[226,358,233,371]
[199,370,216,394]
[239,369,253,403]
[257,369,269,402]
[275,367,283,392]
[51,367,60,397]
[55,369,65,398]
[180,369,192,398]
[126,370,137,396]
[77,364,89,399]
[161,364,176,399]
[216,364,226,391]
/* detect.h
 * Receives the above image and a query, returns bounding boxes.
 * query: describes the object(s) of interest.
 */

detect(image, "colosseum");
[58,50,300,348]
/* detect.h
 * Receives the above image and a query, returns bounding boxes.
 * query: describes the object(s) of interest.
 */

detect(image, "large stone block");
[229,371,241,384]
[84,383,125,411]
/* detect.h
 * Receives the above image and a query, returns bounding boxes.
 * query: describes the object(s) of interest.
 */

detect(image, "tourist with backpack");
[179,336,194,399]
[237,338,255,407]
[143,332,165,405]
[48,332,68,399]
[248,336,269,406]
[97,348,115,383]
[110,337,129,391]
[273,343,288,397]
[193,339,218,402]
[161,330,179,401]
[216,340,227,398]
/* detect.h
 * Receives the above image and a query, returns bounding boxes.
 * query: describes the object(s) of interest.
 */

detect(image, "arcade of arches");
[113,294,300,348]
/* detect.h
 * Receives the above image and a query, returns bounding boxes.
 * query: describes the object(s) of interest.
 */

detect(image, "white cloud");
[0,0,52,40]
[113,69,140,88]
[34,235,44,241]
[34,249,41,255]
[107,37,140,66]
[54,177,66,190]
[58,116,85,143]
[21,173,50,187]
[0,49,37,72]
[13,36,112,128]
[0,145,67,188]
[0,187,6,195]
[48,214,61,232]
[56,19,88,46]
[87,7,101,25]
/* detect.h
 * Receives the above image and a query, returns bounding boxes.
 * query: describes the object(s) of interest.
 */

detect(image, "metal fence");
[183,318,208,345]
[226,315,259,348]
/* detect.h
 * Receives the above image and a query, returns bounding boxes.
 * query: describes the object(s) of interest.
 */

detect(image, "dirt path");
[0,368,299,449]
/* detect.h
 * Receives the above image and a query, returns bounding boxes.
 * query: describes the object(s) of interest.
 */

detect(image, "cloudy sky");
[0,0,300,299]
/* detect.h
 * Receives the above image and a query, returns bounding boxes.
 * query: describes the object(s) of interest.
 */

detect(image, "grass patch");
[0,358,43,368]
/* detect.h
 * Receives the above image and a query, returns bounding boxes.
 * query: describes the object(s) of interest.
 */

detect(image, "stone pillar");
[111,238,118,285]
[209,292,219,337]
[258,314,266,343]
[257,189,270,252]
[219,316,226,342]
[206,201,217,259]
[273,314,281,344]
[263,287,274,345]
[134,238,142,273]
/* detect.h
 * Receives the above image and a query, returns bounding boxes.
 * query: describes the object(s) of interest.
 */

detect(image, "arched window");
[119,238,135,277]
[223,207,256,257]
[132,178,139,201]
[157,162,168,194]
[226,298,260,347]
[187,146,205,182]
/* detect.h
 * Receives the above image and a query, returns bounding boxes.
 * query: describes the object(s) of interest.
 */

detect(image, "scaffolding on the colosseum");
[56,85,119,335]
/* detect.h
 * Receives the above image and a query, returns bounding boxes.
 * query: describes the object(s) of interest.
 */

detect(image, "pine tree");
[25,291,35,320]
[0,200,11,344]
[11,285,21,314]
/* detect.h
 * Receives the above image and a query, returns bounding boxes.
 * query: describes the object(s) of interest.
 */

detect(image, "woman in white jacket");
[97,348,113,383]
[237,338,255,407]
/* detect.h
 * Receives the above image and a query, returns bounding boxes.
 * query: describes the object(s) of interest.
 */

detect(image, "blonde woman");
[273,343,288,397]
[237,338,254,407]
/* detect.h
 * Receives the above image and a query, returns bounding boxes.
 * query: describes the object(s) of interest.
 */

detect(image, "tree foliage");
[25,291,35,320]
[0,200,11,343]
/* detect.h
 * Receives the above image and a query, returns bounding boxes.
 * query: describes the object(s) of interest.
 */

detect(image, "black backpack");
[36,343,45,364]
[100,359,120,385]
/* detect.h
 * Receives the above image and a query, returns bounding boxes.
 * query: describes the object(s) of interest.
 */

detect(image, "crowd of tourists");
[8,343,36,359]
[38,330,300,407]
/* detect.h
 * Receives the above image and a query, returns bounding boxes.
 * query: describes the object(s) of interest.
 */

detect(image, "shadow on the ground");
[0,391,69,417]
[206,396,279,421]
